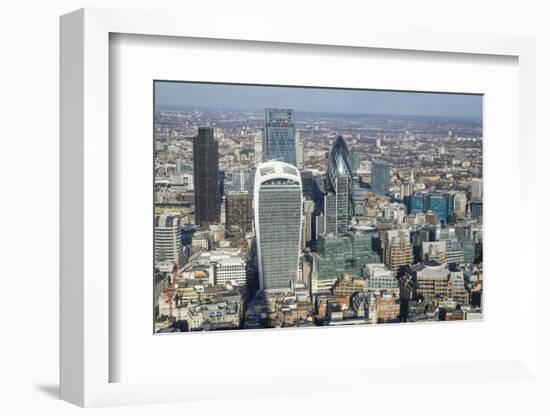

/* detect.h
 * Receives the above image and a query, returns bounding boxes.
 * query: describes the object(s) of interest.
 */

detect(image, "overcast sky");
[155,81,482,119]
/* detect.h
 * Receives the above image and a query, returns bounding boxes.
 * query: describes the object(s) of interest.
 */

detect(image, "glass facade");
[408,192,454,223]
[225,167,253,193]
[409,194,426,214]
[462,239,475,264]
[353,185,365,217]
[371,160,390,195]
[324,192,337,235]
[335,176,351,234]
[325,136,354,234]
[265,108,296,166]
[193,127,220,227]
[300,170,324,210]
[429,194,447,223]
[470,201,483,220]
[327,137,353,208]
[255,162,303,291]
[445,238,464,266]
[315,232,379,281]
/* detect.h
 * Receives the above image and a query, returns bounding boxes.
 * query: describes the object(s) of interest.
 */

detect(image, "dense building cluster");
[154,106,483,333]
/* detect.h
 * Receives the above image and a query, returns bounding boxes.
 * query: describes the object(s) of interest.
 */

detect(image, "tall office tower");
[400,182,413,198]
[353,185,365,217]
[303,199,315,247]
[384,230,413,276]
[254,161,303,292]
[254,130,263,166]
[218,170,225,200]
[469,201,483,221]
[454,193,468,219]
[351,152,361,175]
[264,108,296,166]
[371,160,390,195]
[323,192,337,235]
[316,212,326,238]
[300,169,324,209]
[325,136,354,234]
[296,130,304,170]
[471,178,483,201]
[155,214,185,267]
[226,191,253,235]
[334,175,351,234]
[193,127,220,227]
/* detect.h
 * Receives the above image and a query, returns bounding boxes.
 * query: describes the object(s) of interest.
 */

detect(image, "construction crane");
[164,263,179,325]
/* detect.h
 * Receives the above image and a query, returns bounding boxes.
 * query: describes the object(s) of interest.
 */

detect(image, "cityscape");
[154,82,483,333]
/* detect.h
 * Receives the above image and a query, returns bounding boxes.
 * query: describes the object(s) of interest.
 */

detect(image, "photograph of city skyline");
[154,81,483,334]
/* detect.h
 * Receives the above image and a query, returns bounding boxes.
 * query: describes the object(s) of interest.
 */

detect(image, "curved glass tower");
[254,161,303,292]
[325,136,354,234]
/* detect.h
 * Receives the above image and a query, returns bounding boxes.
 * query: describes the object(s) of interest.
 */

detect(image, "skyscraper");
[193,127,220,227]
[353,186,365,217]
[303,199,315,247]
[471,178,483,201]
[334,176,351,234]
[371,160,390,195]
[470,201,483,221]
[254,130,263,166]
[155,214,186,267]
[254,161,303,292]
[454,192,468,219]
[323,192,337,235]
[296,130,304,170]
[325,136,354,235]
[264,108,296,166]
[300,169,324,209]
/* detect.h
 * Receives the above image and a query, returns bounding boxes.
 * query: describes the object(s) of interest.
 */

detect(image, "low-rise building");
[363,263,399,295]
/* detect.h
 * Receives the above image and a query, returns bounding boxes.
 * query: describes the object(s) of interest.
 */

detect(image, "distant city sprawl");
[153,83,483,334]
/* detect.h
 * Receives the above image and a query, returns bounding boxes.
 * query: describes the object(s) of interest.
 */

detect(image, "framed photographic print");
[60,7,538,408]
[152,80,483,334]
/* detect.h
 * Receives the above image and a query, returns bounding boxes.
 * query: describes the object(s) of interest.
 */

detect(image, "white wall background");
[0,0,548,414]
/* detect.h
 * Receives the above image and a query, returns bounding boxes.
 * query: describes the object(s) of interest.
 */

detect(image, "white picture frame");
[60,7,538,408]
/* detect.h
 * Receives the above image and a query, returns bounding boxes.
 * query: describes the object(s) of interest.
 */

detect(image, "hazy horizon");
[155,81,483,120]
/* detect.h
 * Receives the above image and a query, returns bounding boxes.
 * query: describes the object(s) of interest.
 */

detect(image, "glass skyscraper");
[371,160,390,195]
[428,194,448,224]
[193,127,220,227]
[407,192,454,223]
[325,136,354,235]
[408,194,426,214]
[264,108,296,166]
[254,161,303,291]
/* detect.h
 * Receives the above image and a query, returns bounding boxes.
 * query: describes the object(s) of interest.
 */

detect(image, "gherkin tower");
[325,136,354,234]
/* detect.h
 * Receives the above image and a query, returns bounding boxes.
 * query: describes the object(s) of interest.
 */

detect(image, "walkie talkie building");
[254,161,303,292]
